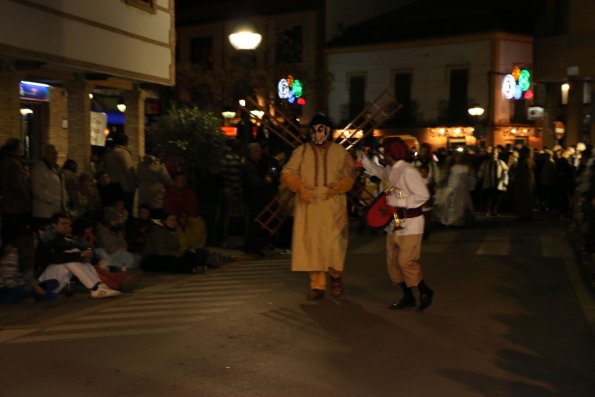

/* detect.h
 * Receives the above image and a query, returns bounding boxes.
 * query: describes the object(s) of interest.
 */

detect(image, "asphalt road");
[1,213,594,397]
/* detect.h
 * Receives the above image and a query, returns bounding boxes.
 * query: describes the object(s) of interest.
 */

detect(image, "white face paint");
[311,124,330,145]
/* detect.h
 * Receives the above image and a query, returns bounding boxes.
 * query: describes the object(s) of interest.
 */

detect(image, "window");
[448,68,468,122]
[123,0,156,13]
[276,26,303,64]
[348,75,366,120]
[393,72,413,125]
[190,37,213,69]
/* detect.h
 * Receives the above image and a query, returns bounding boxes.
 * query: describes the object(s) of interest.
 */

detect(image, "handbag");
[363,190,396,229]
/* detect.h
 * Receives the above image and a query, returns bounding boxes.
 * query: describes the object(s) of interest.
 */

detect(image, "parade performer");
[357,137,434,311]
[281,114,356,301]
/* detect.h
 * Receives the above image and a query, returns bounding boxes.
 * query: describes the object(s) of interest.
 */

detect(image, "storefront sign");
[19,81,49,102]
[90,111,107,146]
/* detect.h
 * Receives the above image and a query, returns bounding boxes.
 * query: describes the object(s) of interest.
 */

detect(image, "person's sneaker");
[90,283,121,299]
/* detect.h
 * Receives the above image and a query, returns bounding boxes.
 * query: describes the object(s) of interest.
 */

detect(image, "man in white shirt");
[358,137,434,311]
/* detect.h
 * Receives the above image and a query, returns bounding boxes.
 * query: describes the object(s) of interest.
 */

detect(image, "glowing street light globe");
[229,30,262,50]
[468,104,485,117]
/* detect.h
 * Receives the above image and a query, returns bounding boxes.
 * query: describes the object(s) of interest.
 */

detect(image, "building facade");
[0,0,175,169]
[534,0,595,147]
[175,0,325,132]
[325,1,539,151]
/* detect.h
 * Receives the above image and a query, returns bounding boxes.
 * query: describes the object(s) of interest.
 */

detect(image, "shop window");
[123,0,156,14]
[448,68,468,123]
[348,74,366,120]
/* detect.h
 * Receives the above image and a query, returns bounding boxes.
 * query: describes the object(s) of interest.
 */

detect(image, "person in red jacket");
[163,172,198,217]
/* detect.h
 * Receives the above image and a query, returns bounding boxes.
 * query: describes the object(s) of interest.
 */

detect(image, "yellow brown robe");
[281,142,355,272]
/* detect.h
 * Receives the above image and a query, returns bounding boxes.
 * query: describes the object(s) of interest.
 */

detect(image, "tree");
[154,105,226,187]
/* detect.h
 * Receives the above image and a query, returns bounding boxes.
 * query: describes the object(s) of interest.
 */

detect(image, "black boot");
[389,282,416,310]
[417,280,434,311]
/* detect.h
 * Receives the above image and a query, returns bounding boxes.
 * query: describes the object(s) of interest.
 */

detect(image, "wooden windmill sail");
[244,89,401,235]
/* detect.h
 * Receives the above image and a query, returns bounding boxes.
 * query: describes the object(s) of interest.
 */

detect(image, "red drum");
[364,192,395,229]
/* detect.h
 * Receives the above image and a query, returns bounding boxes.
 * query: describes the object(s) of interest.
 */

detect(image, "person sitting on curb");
[176,211,222,269]
[95,207,140,271]
[38,212,121,298]
[141,212,207,274]
[0,241,58,303]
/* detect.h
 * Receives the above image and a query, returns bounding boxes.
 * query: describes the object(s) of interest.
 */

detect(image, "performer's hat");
[383,137,410,161]
[309,113,334,130]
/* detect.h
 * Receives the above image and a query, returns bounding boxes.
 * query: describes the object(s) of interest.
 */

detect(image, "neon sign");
[278,75,305,105]
[501,67,531,101]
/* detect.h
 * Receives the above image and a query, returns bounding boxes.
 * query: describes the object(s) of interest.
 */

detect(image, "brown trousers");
[386,233,423,287]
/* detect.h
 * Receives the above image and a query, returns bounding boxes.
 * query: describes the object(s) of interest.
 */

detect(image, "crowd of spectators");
[3,125,593,303]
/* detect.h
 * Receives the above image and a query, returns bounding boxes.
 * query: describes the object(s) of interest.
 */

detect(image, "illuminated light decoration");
[502,74,516,99]
[278,79,290,99]
[277,74,305,104]
[513,84,523,100]
[518,69,531,91]
[524,89,534,100]
[292,80,303,98]
[502,67,532,101]
[430,126,475,137]
[511,66,521,81]
[297,97,306,105]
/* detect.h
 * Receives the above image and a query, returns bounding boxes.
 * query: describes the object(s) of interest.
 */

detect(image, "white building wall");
[493,39,534,124]
[327,39,492,125]
[0,0,174,84]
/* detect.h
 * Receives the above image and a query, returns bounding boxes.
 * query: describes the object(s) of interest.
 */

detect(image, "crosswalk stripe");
[145,288,270,300]
[100,300,242,313]
[78,307,228,321]
[112,294,258,306]
[9,326,190,344]
[46,316,209,331]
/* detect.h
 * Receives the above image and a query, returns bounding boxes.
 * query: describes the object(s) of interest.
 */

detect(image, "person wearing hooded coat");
[281,114,355,301]
[357,137,434,311]
[137,153,173,219]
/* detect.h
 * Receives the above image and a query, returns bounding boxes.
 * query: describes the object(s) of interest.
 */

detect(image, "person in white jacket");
[357,137,434,311]
[31,144,67,230]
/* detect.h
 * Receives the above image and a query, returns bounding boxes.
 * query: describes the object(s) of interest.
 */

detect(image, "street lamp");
[468,103,485,117]
[228,22,262,50]
[468,103,485,142]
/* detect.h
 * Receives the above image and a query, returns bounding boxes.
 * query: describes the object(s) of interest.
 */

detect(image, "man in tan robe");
[281,114,355,301]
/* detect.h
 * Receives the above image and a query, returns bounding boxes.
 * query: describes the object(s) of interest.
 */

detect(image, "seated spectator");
[164,172,198,217]
[96,171,124,209]
[73,172,102,222]
[104,198,129,225]
[71,219,141,293]
[37,213,121,298]
[95,208,140,271]
[126,204,153,253]
[176,211,206,251]
[137,153,172,219]
[177,211,220,269]
[141,212,206,274]
[0,242,58,303]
